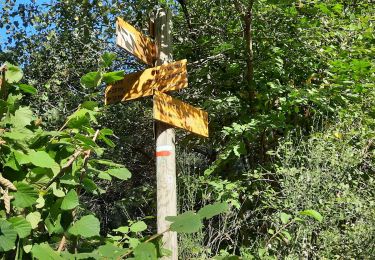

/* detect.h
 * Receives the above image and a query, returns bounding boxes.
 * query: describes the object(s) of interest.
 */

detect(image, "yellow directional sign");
[116,17,156,65]
[105,60,188,105]
[153,91,209,137]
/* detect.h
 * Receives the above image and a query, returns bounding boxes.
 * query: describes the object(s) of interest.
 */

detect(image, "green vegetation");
[0,0,374,259]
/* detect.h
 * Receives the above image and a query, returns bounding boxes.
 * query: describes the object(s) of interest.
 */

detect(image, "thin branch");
[56,129,100,252]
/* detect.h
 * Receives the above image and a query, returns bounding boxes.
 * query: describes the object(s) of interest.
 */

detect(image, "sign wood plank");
[116,17,156,65]
[105,59,188,105]
[153,91,209,137]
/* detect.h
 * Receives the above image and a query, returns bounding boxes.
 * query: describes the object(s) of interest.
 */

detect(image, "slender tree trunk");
[244,6,254,93]
[235,0,255,100]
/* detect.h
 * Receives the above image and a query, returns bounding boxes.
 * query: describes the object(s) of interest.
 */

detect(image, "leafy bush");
[257,118,375,258]
[0,62,228,259]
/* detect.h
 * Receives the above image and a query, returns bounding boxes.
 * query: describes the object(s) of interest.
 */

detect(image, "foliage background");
[0,0,374,258]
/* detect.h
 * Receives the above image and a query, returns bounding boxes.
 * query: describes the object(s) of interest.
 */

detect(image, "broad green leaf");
[81,101,98,110]
[102,71,124,84]
[280,212,292,224]
[75,133,97,148]
[36,196,45,208]
[97,171,112,181]
[28,151,59,170]
[18,84,37,94]
[82,178,98,194]
[31,243,63,260]
[67,108,97,128]
[101,52,117,67]
[0,220,17,251]
[26,212,42,229]
[11,107,33,128]
[4,62,23,83]
[80,71,101,88]
[197,202,229,220]
[97,243,127,259]
[299,210,323,222]
[61,190,79,210]
[3,128,34,140]
[130,221,147,232]
[106,168,131,180]
[166,211,203,233]
[14,150,31,165]
[8,217,32,238]
[134,242,157,260]
[129,237,140,249]
[68,215,100,238]
[113,226,129,233]
[52,183,65,198]
[12,182,38,208]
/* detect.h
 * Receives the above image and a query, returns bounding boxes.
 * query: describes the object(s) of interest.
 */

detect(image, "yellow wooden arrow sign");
[105,60,188,105]
[153,91,209,137]
[116,17,156,65]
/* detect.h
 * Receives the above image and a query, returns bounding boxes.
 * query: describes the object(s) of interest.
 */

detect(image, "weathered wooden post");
[105,8,208,259]
[154,9,178,260]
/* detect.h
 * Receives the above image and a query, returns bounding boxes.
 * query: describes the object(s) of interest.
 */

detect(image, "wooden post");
[154,8,178,260]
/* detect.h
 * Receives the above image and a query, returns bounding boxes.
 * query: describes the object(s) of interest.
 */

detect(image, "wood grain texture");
[154,91,209,137]
[105,60,188,105]
[154,8,178,260]
[116,17,156,65]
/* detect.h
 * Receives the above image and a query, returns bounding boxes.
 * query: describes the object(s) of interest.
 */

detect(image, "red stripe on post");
[156,151,172,157]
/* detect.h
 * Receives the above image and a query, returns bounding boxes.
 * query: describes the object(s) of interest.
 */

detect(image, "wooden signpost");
[154,91,209,137]
[116,17,156,65]
[105,59,188,105]
[106,9,208,260]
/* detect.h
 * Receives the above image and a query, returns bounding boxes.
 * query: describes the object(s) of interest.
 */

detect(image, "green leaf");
[14,151,31,165]
[61,190,79,210]
[4,62,23,83]
[82,178,98,194]
[18,84,37,95]
[75,133,97,148]
[31,243,63,260]
[67,108,97,129]
[299,209,323,222]
[80,71,102,88]
[12,182,38,208]
[3,128,34,140]
[280,212,292,224]
[101,52,117,67]
[102,71,124,84]
[26,212,42,229]
[0,220,17,251]
[8,217,32,238]
[97,244,127,259]
[28,151,60,170]
[97,171,112,181]
[11,106,33,128]
[23,244,32,253]
[166,211,203,233]
[92,159,123,167]
[81,101,98,110]
[130,221,147,232]
[106,168,132,180]
[68,215,100,238]
[197,202,229,220]
[134,242,157,260]
[281,231,292,242]
[113,226,129,233]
